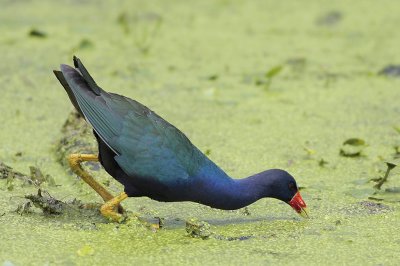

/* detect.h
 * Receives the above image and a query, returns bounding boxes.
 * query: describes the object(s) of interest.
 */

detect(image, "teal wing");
[58,62,204,183]
[112,98,203,181]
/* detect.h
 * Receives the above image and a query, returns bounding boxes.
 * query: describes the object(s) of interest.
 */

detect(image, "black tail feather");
[53,70,84,116]
[73,56,102,96]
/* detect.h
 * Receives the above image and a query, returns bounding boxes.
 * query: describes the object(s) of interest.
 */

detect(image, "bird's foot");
[100,192,128,223]
[100,202,127,223]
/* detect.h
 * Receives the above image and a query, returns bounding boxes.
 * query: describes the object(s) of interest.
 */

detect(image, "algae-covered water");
[1,0,400,265]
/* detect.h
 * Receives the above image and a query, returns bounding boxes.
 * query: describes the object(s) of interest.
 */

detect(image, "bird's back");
[54,57,226,200]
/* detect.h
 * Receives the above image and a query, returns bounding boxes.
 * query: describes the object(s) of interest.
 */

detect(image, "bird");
[53,56,308,222]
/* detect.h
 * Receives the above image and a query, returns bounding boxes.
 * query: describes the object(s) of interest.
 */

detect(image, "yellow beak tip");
[299,207,310,218]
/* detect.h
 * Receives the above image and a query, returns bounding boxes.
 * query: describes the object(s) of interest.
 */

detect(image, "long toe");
[100,203,126,223]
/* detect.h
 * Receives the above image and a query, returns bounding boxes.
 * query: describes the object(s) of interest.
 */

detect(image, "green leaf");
[78,39,94,50]
[385,187,400,193]
[342,138,366,146]
[29,29,47,38]
[265,65,283,79]
[77,245,95,256]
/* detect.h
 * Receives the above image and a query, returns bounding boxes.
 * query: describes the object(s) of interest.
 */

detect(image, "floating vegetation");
[303,145,316,157]
[255,65,283,90]
[339,138,367,157]
[315,11,343,26]
[70,39,95,53]
[340,201,391,215]
[378,65,400,77]
[213,235,254,241]
[25,189,66,215]
[15,201,33,215]
[185,218,213,239]
[207,74,219,81]
[54,110,97,168]
[373,162,397,190]
[0,161,28,180]
[286,57,307,74]
[28,29,47,38]
[385,187,400,193]
[77,244,95,257]
[318,158,329,167]
[393,146,400,159]
[77,39,94,50]
[265,65,283,80]
[348,160,399,201]
[117,13,130,34]
[346,188,376,199]
[185,218,253,241]
[1,161,54,189]
[357,201,391,215]
[29,166,56,186]
[302,143,329,167]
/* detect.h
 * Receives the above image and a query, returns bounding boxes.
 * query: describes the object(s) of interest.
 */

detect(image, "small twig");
[374,163,396,190]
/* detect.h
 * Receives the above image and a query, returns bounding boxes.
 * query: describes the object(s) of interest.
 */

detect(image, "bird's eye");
[288,182,297,192]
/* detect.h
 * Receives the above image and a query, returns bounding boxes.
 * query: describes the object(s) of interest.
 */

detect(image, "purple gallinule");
[53,57,308,222]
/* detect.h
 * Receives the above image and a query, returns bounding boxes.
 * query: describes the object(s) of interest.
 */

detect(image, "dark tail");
[53,56,104,116]
[72,56,102,96]
[53,69,83,116]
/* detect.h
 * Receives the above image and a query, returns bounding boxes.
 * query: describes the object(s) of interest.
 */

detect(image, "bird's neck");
[191,163,267,210]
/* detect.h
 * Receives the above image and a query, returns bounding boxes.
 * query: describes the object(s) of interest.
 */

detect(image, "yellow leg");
[68,154,115,201]
[68,154,124,213]
[101,192,128,222]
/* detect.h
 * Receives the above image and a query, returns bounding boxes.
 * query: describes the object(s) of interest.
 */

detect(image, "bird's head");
[258,169,309,218]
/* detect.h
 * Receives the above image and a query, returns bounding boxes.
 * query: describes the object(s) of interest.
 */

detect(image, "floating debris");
[393,146,400,159]
[0,161,29,180]
[54,110,97,168]
[185,218,254,241]
[339,138,367,157]
[303,145,316,157]
[378,65,400,77]
[28,29,47,38]
[241,207,251,216]
[1,160,55,189]
[117,13,130,34]
[316,11,343,26]
[373,162,397,190]
[15,201,33,215]
[25,189,66,215]
[77,39,94,50]
[286,57,307,74]
[265,65,283,79]
[207,74,219,81]
[214,235,254,241]
[340,201,391,215]
[318,158,329,167]
[70,39,95,53]
[29,166,55,186]
[343,138,366,146]
[255,65,283,90]
[357,201,391,214]
[185,218,213,239]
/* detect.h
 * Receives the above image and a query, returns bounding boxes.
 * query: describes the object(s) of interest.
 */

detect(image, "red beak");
[289,191,309,218]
